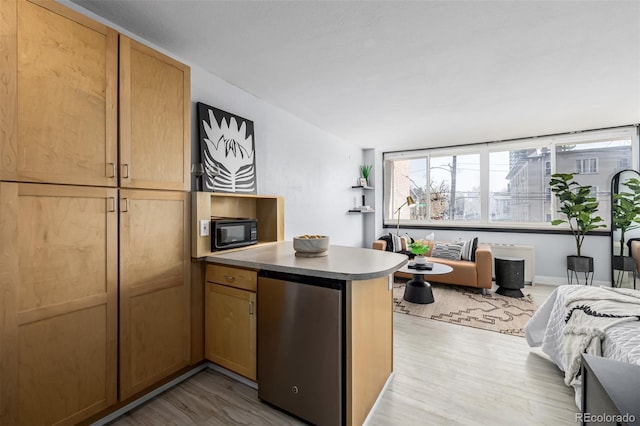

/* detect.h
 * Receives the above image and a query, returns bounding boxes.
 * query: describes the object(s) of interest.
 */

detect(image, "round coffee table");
[397,262,453,304]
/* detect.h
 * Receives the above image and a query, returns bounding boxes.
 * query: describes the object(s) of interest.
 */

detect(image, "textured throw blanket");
[562,287,640,390]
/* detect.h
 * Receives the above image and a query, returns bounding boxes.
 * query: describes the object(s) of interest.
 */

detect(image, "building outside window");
[383,126,637,230]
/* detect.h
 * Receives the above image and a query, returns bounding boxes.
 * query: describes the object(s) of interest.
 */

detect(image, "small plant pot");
[414,255,428,265]
[567,255,594,272]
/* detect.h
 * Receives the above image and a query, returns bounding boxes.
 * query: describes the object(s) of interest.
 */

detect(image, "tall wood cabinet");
[0,1,191,424]
[0,183,119,425]
[0,0,118,187]
[119,190,191,399]
[119,36,191,191]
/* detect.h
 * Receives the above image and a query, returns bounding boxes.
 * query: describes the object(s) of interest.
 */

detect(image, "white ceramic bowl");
[293,235,330,253]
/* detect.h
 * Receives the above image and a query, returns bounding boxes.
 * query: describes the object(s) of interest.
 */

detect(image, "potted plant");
[409,240,431,265]
[549,173,606,279]
[612,177,640,255]
[611,177,640,284]
[359,164,372,186]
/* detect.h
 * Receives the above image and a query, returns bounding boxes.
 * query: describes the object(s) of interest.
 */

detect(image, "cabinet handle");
[107,197,116,212]
[122,163,130,179]
[107,162,116,178]
[122,198,129,213]
[223,275,235,282]
[249,301,254,315]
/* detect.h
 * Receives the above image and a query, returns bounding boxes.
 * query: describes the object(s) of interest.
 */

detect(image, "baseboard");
[535,275,611,287]
[207,362,258,390]
[91,364,209,425]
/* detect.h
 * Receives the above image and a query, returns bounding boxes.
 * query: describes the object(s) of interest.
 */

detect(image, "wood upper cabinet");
[119,36,191,191]
[204,265,257,381]
[119,189,191,400]
[0,0,118,187]
[0,182,118,426]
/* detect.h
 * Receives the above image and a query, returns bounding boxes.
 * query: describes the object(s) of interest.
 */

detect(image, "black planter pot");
[566,255,594,285]
[567,255,594,272]
[612,255,636,271]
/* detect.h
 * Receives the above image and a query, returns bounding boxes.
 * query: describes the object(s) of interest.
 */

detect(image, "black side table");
[495,256,525,298]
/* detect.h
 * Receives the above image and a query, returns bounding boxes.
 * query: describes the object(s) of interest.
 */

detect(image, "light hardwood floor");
[108,284,578,425]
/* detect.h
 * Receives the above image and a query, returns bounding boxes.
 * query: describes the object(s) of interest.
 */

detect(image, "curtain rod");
[383,123,639,156]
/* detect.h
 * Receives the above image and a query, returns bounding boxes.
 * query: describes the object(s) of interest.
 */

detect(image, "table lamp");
[395,196,416,236]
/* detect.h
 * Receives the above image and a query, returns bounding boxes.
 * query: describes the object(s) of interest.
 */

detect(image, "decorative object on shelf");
[191,163,205,191]
[409,240,431,265]
[550,173,606,284]
[394,196,415,236]
[197,102,257,193]
[293,235,330,257]
[359,164,372,186]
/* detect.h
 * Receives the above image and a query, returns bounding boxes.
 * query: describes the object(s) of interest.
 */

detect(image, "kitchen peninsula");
[205,241,407,426]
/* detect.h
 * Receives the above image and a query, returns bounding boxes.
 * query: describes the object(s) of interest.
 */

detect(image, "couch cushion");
[461,237,479,261]
[431,242,464,260]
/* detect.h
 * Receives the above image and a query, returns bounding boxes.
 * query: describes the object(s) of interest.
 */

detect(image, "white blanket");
[525,285,640,407]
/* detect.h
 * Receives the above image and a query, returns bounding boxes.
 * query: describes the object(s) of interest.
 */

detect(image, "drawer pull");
[249,301,254,315]
[107,197,116,213]
[224,275,235,282]
[122,163,130,179]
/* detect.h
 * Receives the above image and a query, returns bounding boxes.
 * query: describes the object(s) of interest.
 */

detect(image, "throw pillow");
[378,235,394,252]
[430,242,464,260]
[460,237,479,261]
[389,233,413,253]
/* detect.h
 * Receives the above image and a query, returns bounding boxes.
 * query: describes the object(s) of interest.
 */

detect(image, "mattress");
[524,285,640,407]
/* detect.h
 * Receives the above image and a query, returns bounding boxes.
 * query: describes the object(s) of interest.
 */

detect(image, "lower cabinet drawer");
[206,264,257,292]
[205,283,256,381]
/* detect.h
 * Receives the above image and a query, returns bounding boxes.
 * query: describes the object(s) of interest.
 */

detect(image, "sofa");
[372,239,493,292]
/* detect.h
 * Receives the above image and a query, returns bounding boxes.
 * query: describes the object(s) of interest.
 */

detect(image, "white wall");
[190,68,365,246]
[62,1,366,248]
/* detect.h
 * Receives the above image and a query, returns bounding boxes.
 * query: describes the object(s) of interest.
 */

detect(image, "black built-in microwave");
[211,217,258,250]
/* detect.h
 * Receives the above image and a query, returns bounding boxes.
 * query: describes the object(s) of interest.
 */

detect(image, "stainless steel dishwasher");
[257,270,344,426]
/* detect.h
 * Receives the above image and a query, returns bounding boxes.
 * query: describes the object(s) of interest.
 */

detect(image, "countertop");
[205,241,407,280]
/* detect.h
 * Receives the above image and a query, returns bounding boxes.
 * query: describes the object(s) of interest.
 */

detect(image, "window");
[489,146,550,224]
[575,158,598,174]
[383,126,637,229]
[383,151,480,225]
[619,157,631,169]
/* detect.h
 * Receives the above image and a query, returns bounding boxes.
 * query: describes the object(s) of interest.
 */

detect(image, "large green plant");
[612,177,640,255]
[550,173,606,257]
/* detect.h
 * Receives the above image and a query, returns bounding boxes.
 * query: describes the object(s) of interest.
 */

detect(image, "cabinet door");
[0,0,118,186]
[119,36,191,191]
[205,283,257,381]
[0,183,118,426]
[119,189,191,400]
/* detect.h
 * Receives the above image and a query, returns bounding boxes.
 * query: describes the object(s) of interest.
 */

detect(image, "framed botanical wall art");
[197,102,257,193]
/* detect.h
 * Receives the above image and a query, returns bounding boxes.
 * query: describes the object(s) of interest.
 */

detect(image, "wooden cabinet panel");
[206,264,257,292]
[0,182,118,426]
[0,0,118,186]
[119,189,191,400]
[119,36,190,191]
[205,283,257,381]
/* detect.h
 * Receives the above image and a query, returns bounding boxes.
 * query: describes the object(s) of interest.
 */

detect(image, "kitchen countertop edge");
[205,242,408,281]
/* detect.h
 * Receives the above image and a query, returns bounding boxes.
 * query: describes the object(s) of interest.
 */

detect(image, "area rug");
[393,282,536,337]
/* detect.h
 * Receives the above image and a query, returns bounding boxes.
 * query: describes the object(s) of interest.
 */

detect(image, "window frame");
[382,126,638,232]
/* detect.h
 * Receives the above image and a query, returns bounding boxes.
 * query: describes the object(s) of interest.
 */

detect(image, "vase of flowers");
[409,240,430,264]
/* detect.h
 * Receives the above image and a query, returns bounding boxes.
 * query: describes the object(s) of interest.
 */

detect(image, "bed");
[524,285,640,407]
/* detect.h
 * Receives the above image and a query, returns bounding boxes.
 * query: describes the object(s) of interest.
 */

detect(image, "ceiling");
[70,0,640,151]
